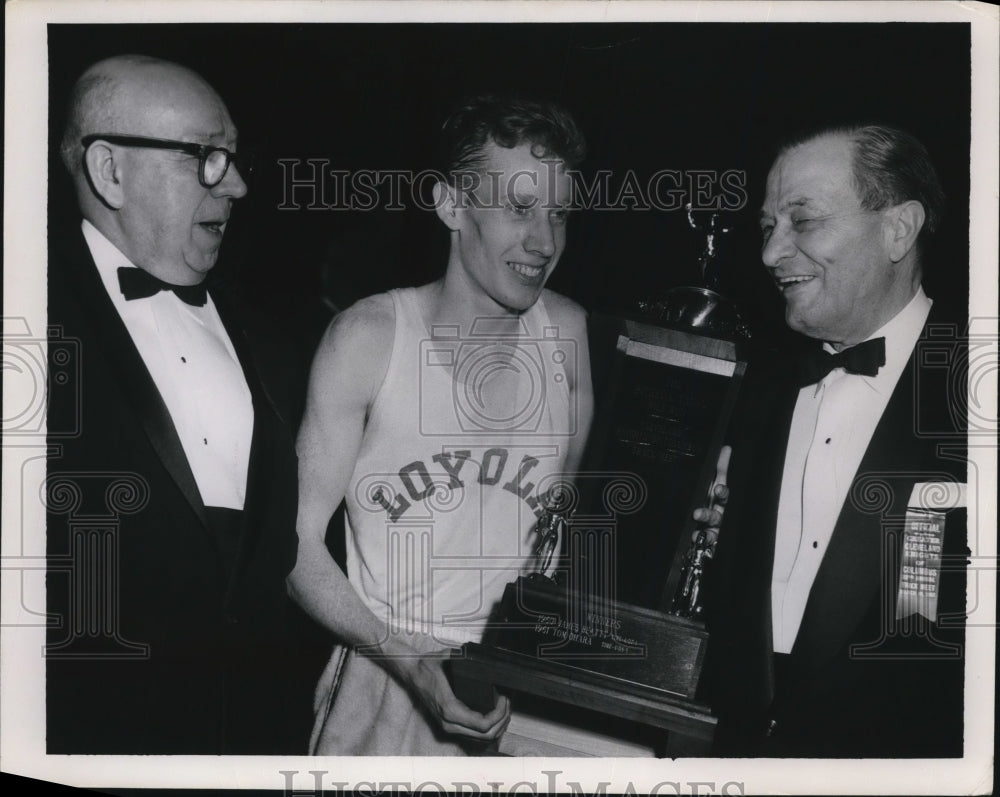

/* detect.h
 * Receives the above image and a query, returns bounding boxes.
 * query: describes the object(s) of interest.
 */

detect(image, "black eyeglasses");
[81,134,253,188]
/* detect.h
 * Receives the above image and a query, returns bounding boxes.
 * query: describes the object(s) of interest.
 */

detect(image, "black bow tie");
[796,337,886,386]
[117,267,208,307]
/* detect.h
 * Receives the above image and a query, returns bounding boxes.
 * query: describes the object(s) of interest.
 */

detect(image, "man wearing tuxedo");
[702,124,968,757]
[46,55,306,754]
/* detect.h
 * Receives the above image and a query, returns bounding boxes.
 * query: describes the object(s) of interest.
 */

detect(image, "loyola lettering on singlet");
[373,448,551,522]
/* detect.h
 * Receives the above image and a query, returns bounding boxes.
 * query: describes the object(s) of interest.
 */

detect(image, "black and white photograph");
[2,1,997,794]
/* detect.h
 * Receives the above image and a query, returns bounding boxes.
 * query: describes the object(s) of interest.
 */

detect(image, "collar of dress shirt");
[820,287,932,397]
[81,219,214,313]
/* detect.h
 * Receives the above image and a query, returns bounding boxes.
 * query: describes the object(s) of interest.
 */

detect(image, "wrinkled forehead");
[116,65,237,146]
[763,135,859,213]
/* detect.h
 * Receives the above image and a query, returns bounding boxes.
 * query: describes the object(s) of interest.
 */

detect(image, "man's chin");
[183,254,219,280]
[497,299,537,315]
[785,308,822,340]
[498,286,546,315]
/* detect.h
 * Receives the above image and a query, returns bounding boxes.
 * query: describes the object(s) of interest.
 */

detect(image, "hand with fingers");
[408,654,511,740]
[692,445,731,546]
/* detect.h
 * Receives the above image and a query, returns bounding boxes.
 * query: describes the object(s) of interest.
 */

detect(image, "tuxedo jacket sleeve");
[45,224,311,754]
[705,308,968,758]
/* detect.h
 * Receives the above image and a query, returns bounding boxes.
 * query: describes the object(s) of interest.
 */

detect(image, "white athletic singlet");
[310,287,575,755]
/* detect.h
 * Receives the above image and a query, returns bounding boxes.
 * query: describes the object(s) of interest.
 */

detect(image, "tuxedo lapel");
[211,291,290,428]
[209,289,291,602]
[53,230,210,532]
[715,366,798,706]
[753,381,799,697]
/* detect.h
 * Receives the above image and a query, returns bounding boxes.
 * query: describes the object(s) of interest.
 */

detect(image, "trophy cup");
[449,209,748,756]
[639,204,749,339]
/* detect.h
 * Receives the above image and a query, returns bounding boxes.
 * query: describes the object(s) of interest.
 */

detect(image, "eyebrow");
[759,197,812,219]
[186,129,237,147]
[508,192,570,208]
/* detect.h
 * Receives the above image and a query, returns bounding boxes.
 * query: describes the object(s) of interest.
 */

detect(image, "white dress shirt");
[771,288,932,653]
[82,220,254,510]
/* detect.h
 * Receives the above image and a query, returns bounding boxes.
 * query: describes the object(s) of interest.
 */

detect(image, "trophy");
[448,209,748,756]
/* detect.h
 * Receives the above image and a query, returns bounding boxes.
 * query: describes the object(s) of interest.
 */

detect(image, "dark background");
[26,19,984,786]
[48,22,971,360]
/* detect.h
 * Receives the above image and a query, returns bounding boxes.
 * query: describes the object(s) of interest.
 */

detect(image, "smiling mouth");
[198,221,227,235]
[507,261,546,279]
[776,275,814,291]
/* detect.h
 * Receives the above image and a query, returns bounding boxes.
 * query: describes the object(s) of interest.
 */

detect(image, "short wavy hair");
[436,93,587,184]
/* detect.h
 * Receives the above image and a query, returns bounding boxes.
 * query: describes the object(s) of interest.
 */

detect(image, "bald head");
[62,55,248,284]
[60,56,227,178]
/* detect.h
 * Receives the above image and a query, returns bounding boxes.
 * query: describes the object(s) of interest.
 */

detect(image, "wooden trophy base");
[448,577,716,756]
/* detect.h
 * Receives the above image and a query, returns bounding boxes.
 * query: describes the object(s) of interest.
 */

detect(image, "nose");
[214,163,248,200]
[761,222,794,270]
[525,213,557,258]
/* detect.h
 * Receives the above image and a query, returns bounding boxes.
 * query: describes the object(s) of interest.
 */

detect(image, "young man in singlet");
[290,95,594,755]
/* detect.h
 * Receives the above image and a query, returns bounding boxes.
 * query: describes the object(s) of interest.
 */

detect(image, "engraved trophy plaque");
[449,211,747,756]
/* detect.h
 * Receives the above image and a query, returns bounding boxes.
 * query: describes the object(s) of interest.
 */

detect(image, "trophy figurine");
[670,530,714,618]
[670,444,729,618]
[637,205,749,340]
[687,202,731,291]
[527,506,566,583]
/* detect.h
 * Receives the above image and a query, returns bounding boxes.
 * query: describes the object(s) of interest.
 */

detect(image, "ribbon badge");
[896,482,966,623]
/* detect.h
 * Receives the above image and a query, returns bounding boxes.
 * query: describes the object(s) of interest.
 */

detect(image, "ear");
[432,180,461,231]
[83,141,126,209]
[885,200,925,263]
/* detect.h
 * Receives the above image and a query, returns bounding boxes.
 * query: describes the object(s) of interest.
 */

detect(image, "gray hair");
[780,123,946,248]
